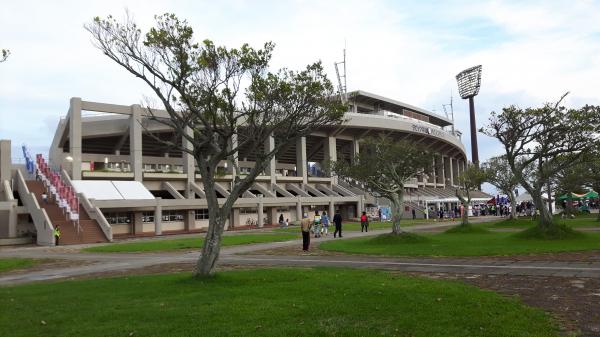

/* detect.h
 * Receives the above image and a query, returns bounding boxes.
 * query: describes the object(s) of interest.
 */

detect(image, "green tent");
[582,190,599,199]
[558,192,583,201]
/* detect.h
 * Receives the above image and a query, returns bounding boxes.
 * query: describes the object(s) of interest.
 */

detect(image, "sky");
[1,0,600,194]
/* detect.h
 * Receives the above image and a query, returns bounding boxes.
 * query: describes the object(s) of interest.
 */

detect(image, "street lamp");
[456,65,482,166]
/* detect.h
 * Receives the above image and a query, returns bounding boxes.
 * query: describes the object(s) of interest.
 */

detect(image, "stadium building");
[0,90,489,245]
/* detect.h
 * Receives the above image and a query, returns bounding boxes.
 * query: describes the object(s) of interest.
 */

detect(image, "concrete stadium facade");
[0,90,484,245]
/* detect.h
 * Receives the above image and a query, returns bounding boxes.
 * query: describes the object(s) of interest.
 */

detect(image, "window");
[195,209,209,220]
[162,210,184,222]
[143,164,156,172]
[142,212,154,223]
[240,208,257,214]
[105,212,131,225]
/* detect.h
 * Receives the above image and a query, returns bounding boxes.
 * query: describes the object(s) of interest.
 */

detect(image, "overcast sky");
[1,0,599,193]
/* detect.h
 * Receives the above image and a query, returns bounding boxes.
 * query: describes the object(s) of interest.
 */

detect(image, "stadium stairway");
[26,180,108,244]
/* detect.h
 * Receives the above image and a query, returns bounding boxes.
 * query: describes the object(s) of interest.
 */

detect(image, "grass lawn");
[274,219,428,234]
[0,268,559,337]
[488,213,600,228]
[0,258,40,273]
[84,233,299,253]
[320,227,600,257]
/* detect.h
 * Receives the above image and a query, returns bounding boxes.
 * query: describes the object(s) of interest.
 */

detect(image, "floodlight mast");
[455,65,482,166]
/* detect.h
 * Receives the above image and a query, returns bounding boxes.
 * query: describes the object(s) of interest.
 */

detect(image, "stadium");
[0,90,489,245]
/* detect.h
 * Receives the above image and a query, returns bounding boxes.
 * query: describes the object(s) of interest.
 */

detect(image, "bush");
[513,224,585,240]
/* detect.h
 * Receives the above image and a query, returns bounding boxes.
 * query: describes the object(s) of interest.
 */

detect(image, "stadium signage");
[412,124,445,138]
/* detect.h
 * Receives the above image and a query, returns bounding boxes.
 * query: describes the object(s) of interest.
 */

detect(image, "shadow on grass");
[369,232,430,244]
[445,223,491,234]
[512,224,585,240]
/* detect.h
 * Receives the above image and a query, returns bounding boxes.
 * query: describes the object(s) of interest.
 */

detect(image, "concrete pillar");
[230,208,240,228]
[296,137,307,184]
[296,196,303,221]
[69,97,82,180]
[130,104,143,181]
[227,133,238,178]
[154,198,162,235]
[328,198,335,220]
[185,210,195,231]
[264,133,276,186]
[133,212,144,235]
[183,126,195,197]
[324,136,337,184]
[352,138,360,157]
[448,157,454,187]
[430,157,436,185]
[0,140,11,185]
[257,195,264,228]
[452,158,459,186]
[437,155,445,185]
[268,207,278,225]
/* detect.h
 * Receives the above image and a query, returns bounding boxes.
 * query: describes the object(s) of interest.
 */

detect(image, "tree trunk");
[390,192,403,235]
[461,203,469,225]
[193,216,225,277]
[509,191,517,220]
[532,191,554,228]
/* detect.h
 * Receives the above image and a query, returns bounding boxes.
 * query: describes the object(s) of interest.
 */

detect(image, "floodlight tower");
[456,65,482,166]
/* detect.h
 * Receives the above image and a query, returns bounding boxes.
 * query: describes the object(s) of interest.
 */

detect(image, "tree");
[330,136,433,235]
[454,164,487,225]
[86,13,345,277]
[0,49,9,63]
[482,156,520,219]
[482,95,600,232]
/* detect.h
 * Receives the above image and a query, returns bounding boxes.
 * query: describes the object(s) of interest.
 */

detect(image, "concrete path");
[2,217,599,285]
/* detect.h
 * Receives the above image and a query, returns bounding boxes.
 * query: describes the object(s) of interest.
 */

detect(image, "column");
[0,140,11,184]
[183,126,195,197]
[227,133,238,178]
[69,97,82,180]
[133,212,144,235]
[328,198,335,220]
[130,104,143,181]
[296,137,307,184]
[430,157,436,185]
[7,202,17,238]
[324,136,337,184]
[264,133,276,186]
[230,208,240,228]
[268,207,278,226]
[296,196,303,221]
[184,210,195,231]
[154,198,162,235]
[448,157,454,187]
[257,195,264,228]
[352,138,360,157]
[436,155,445,185]
[452,158,459,186]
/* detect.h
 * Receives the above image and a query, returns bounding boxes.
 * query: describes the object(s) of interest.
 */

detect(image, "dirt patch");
[406,272,600,337]
[1,259,89,276]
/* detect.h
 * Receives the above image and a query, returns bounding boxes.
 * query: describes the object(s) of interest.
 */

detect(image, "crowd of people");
[300,210,344,252]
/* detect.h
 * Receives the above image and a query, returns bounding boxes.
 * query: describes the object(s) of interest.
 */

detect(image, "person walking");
[360,211,369,232]
[53,225,61,246]
[321,211,330,236]
[278,214,285,228]
[333,210,343,238]
[313,210,322,238]
[300,213,312,252]
[41,191,48,204]
[411,208,416,220]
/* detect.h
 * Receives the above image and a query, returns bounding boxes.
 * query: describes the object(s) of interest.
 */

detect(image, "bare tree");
[482,95,600,232]
[482,156,520,219]
[454,164,487,225]
[85,13,345,276]
[330,136,433,235]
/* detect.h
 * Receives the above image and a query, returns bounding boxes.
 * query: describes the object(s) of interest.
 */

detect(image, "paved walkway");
[2,217,599,285]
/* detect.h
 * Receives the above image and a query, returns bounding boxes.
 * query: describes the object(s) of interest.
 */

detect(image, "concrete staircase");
[26,181,107,244]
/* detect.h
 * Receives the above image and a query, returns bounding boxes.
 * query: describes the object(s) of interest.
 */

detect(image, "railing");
[15,169,55,245]
[61,169,112,241]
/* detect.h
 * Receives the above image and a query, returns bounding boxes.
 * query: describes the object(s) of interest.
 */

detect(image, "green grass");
[83,233,299,253]
[488,213,600,228]
[0,258,40,273]
[320,228,600,257]
[0,268,559,337]
[274,219,428,233]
